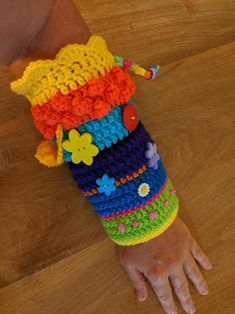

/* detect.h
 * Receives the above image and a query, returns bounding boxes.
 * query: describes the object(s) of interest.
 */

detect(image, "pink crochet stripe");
[100,177,169,220]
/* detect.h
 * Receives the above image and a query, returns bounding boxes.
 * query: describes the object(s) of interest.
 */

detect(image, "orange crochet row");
[31,66,135,139]
[84,165,147,197]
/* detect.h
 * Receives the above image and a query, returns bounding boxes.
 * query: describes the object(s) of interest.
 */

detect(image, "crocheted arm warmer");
[11,36,179,246]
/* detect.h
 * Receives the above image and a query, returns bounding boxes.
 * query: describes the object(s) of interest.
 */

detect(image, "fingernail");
[169,309,177,314]
[137,290,146,301]
[200,288,208,295]
[206,263,213,270]
[187,305,195,313]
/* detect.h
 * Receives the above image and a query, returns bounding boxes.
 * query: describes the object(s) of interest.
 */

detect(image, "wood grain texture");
[0,0,235,313]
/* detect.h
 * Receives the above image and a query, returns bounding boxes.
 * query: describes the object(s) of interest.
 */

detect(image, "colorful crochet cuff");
[10,36,178,246]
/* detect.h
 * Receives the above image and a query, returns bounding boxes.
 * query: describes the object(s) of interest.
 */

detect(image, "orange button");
[123,104,138,131]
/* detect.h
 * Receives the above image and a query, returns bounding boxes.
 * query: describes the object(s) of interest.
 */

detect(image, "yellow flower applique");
[62,129,99,165]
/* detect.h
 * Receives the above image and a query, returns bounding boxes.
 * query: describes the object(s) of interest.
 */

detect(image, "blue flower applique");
[96,174,116,196]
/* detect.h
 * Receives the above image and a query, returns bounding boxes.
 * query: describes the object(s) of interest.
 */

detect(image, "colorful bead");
[145,142,160,169]
[96,174,116,196]
[117,224,125,233]
[148,211,157,220]
[145,65,160,80]
[62,129,99,165]
[123,59,133,70]
[123,103,138,131]
[114,55,124,67]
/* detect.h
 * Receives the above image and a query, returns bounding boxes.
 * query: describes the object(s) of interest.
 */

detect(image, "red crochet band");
[31,66,135,139]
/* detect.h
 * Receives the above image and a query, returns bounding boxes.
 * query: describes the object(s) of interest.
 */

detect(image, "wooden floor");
[0,1,235,313]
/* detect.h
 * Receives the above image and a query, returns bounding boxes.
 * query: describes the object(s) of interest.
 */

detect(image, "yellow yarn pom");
[35,140,58,167]
[35,124,64,167]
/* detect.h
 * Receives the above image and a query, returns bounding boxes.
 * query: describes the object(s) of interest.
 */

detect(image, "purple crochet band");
[69,123,152,192]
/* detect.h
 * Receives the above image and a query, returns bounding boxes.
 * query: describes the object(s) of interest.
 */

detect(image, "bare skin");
[118,217,212,314]
[0,1,212,313]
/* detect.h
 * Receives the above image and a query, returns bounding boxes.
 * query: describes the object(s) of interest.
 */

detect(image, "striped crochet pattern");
[70,123,150,191]
[11,36,116,105]
[31,66,135,139]
[62,106,130,162]
[10,35,178,246]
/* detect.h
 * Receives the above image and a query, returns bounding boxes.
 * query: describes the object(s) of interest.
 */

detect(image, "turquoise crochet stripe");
[60,106,129,162]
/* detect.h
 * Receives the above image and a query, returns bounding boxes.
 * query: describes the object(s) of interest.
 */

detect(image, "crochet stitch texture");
[11,36,178,246]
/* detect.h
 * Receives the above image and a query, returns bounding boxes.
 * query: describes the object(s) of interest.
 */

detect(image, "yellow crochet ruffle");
[10,36,115,105]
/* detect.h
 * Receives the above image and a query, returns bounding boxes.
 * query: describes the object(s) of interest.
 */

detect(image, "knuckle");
[146,266,166,280]
[193,245,200,255]
[184,295,193,305]
[188,267,198,278]
[160,298,172,309]
[157,290,171,304]
[168,255,181,268]
[174,282,188,295]
[191,241,199,253]
[172,262,182,273]
[130,279,144,289]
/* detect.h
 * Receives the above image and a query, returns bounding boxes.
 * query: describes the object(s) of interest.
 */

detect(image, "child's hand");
[117,217,213,314]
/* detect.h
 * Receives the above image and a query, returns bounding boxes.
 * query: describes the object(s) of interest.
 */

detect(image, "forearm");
[2,0,90,77]
[0,0,53,65]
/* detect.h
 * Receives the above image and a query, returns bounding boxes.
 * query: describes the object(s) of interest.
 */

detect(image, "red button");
[123,104,138,131]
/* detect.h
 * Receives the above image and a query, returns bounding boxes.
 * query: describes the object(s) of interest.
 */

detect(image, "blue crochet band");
[70,124,151,192]
[56,105,130,162]
[88,160,167,216]
[70,123,151,192]
[78,105,129,150]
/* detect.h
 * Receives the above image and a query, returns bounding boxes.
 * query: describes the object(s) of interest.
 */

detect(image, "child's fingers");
[191,241,213,270]
[184,255,209,295]
[146,271,177,314]
[170,270,195,314]
[125,267,148,301]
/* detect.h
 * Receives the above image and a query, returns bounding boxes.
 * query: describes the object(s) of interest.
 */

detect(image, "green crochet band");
[100,180,179,245]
